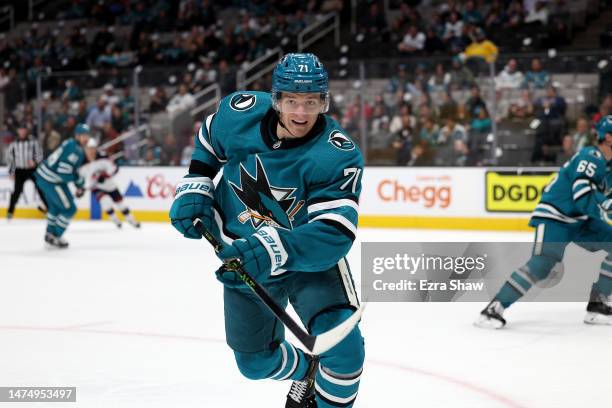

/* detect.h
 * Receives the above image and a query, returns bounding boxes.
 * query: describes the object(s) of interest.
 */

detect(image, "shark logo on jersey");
[328,130,355,151]
[229,156,304,230]
[230,94,257,111]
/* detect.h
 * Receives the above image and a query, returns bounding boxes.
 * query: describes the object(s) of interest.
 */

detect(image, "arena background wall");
[0,166,559,231]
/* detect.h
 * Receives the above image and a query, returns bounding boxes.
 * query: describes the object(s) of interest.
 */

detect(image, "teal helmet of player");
[595,115,612,142]
[272,53,330,114]
[74,123,91,146]
[75,123,91,135]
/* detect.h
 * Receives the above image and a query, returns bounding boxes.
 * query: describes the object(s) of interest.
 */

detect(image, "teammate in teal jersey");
[476,115,612,328]
[170,53,364,407]
[35,123,89,248]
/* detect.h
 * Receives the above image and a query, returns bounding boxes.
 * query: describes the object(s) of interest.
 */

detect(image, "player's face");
[76,133,90,147]
[600,133,612,161]
[277,93,323,138]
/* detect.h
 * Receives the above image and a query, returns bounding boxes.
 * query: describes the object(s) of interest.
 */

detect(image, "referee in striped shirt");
[5,125,48,219]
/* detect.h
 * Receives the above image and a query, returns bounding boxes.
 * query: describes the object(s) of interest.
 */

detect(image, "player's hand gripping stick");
[192,218,365,355]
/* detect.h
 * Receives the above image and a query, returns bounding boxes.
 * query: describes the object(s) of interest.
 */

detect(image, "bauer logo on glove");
[175,181,212,197]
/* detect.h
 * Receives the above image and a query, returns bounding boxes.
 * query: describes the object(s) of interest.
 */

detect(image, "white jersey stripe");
[508,279,527,295]
[319,365,362,386]
[307,199,359,214]
[515,268,536,286]
[213,209,234,246]
[271,343,288,380]
[338,258,359,308]
[310,213,357,236]
[57,162,74,174]
[55,186,71,209]
[277,343,298,381]
[533,203,588,222]
[600,269,612,279]
[531,212,577,224]
[534,223,545,255]
[37,165,62,183]
[315,383,358,405]
[573,186,592,201]
[535,203,563,216]
[572,179,590,189]
[198,116,226,163]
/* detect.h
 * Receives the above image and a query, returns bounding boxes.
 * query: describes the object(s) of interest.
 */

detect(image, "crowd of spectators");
[346,54,606,166]
[385,0,571,58]
[0,0,343,166]
[0,0,608,168]
[1,51,607,168]
[0,0,335,102]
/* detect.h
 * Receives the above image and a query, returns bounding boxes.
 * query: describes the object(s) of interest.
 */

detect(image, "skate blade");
[45,242,68,250]
[474,315,505,329]
[584,312,612,325]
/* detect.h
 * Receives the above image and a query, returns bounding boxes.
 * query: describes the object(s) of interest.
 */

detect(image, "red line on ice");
[369,359,530,408]
[0,324,224,344]
[1,324,529,407]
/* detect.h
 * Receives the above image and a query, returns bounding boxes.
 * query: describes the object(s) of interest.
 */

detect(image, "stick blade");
[308,304,366,355]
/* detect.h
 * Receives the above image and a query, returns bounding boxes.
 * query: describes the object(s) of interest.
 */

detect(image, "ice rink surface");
[1,219,610,408]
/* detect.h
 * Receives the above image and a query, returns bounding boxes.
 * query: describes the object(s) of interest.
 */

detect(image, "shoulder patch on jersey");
[588,149,603,159]
[229,93,257,111]
[328,130,355,151]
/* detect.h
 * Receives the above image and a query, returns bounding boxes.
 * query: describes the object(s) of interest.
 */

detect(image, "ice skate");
[45,233,69,249]
[286,355,319,408]
[108,213,122,228]
[475,299,506,329]
[584,287,612,325]
[127,218,141,229]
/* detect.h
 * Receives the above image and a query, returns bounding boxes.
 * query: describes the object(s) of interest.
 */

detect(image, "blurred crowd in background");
[0,0,610,167]
[345,56,611,166]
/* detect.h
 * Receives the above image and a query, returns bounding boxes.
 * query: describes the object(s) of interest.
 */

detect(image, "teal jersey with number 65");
[36,139,86,186]
[189,91,364,277]
[531,146,610,226]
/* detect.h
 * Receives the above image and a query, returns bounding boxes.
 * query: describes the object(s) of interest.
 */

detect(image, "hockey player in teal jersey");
[170,53,364,407]
[35,123,89,248]
[476,115,612,328]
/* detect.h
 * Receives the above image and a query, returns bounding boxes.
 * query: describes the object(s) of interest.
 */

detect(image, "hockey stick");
[192,218,365,355]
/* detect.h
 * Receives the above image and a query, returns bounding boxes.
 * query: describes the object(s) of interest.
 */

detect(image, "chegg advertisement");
[359,167,484,217]
[485,171,557,213]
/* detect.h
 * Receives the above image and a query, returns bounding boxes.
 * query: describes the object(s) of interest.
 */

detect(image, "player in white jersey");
[80,139,140,228]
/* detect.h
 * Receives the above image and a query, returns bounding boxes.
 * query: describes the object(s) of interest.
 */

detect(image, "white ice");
[1,220,610,408]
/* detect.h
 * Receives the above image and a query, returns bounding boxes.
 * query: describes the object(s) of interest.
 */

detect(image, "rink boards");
[0,166,558,231]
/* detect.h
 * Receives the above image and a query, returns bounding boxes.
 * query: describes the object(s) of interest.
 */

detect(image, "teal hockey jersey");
[531,146,610,226]
[36,139,86,186]
[188,91,363,276]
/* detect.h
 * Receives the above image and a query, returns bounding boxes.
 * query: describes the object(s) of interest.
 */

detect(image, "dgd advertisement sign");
[486,170,557,213]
